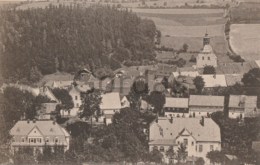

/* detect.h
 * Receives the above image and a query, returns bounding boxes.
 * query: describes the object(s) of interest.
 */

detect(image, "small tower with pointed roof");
[203,29,210,46]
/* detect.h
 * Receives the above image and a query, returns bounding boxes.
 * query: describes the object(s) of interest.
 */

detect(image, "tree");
[206,150,225,165]
[166,146,175,164]
[128,79,149,111]
[147,91,165,116]
[52,88,73,112]
[242,68,260,87]
[195,157,205,165]
[29,66,42,83]
[149,147,163,163]
[203,65,216,75]
[177,143,188,163]
[193,76,205,93]
[79,89,102,120]
[182,43,189,52]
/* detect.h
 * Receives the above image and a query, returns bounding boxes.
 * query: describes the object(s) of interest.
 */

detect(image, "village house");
[121,95,130,108]
[10,120,70,154]
[228,95,258,119]
[99,92,122,125]
[201,74,227,88]
[189,95,225,117]
[111,76,134,96]
[149,117,221,164]
[36,103,58,120]
[196,33,217,68]
[164,97,189,118]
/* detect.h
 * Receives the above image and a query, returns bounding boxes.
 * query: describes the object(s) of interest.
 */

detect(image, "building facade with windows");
[10,120,70,154]
[229,95,258,119]
[164,97,189,118]
[189,95,225,117]
[149,117,221,164]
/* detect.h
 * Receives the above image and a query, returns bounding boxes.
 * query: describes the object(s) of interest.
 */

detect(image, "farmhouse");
[164,97,189,118]
[196,33,217,68]
[10,120,70,154]
[228,95,258,119]
[99,92,122,125]
[149,117,221,164]
[201,74,227,88]
[189,95,225,117]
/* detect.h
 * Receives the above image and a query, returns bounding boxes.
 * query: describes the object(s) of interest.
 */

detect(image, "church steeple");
[203,29,210,46]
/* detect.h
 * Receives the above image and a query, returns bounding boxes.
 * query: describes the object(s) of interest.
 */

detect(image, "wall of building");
[196,53,217,68]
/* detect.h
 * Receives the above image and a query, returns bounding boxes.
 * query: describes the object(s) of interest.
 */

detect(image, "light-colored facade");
[99,92,122,125]
[189,95,225,117]
[149,117,221,164]
[164,97,189,118]
[229,95,258,119]
[10,120,70,154]
[196,44,217,68]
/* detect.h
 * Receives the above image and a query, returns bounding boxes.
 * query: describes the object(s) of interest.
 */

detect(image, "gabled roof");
[189,95,224,107]
[229,95,257,109]
[10,120,70,137]
[100,92,122,110]
[164,97,189,108]
[201,74,227,87]
[149,117,221,143]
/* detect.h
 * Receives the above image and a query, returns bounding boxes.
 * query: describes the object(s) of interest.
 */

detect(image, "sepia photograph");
[0,0,259,164]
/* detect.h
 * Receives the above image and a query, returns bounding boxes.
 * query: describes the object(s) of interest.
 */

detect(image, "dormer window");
[46,137,49,143]
[55,137,59,143]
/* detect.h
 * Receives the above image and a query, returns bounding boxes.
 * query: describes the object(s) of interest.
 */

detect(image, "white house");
[149,117,221,164]
[229,95,258,119]
[189,95,225,117]
[164,97,189,118]
[201,74,227,88]
[10,120,70,154]
[99,92,122,125]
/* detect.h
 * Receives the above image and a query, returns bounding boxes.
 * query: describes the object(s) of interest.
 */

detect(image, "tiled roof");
[201,75,227,87]
[189,95,224,107]
[10,120,70,137]
[164,97,189,108]
[149,117,221,143]
[100,92,122,110]
[225,74,243,86]
[229,95,257,109]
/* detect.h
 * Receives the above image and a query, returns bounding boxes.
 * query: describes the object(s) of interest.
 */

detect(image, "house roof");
[10,120,70,137]
[225,74,243,86]
[164,97,189,108]
[189,95,224,107]
[149,139,176,146]
[40,103,58,114]
[201,74,227,87]
[149,117,221,143]
[100,92,122,110]
[229,95,257,109]
[172,71,199,78]
[256,60,260,68]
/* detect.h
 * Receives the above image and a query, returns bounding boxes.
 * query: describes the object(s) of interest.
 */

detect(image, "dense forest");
[0,5,156,83]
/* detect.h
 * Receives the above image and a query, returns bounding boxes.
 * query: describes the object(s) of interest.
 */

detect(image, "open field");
[230,24,260,61]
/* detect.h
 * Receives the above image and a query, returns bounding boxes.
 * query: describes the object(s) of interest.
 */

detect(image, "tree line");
[0,4,156,84]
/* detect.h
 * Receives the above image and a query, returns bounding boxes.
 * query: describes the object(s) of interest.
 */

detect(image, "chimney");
[170,116,173,124]
[200,116,204,126]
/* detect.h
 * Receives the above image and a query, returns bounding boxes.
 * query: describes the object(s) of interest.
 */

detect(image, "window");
[46,138,49,143]
[210,145,214,151]
[202,56,204,60]
[208,57,210,60]
[55,137,59,143]
[191,141,194,146]
[75,96,78,100]
[184,139,188,146]
[199,145,203,152]
[159,146,164,152]
[21,137,25,142]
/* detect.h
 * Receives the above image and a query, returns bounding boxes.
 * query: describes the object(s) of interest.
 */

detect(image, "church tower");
[203,30,210,46]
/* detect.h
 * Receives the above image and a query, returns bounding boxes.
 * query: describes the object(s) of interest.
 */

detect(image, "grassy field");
[229,24,260,61]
